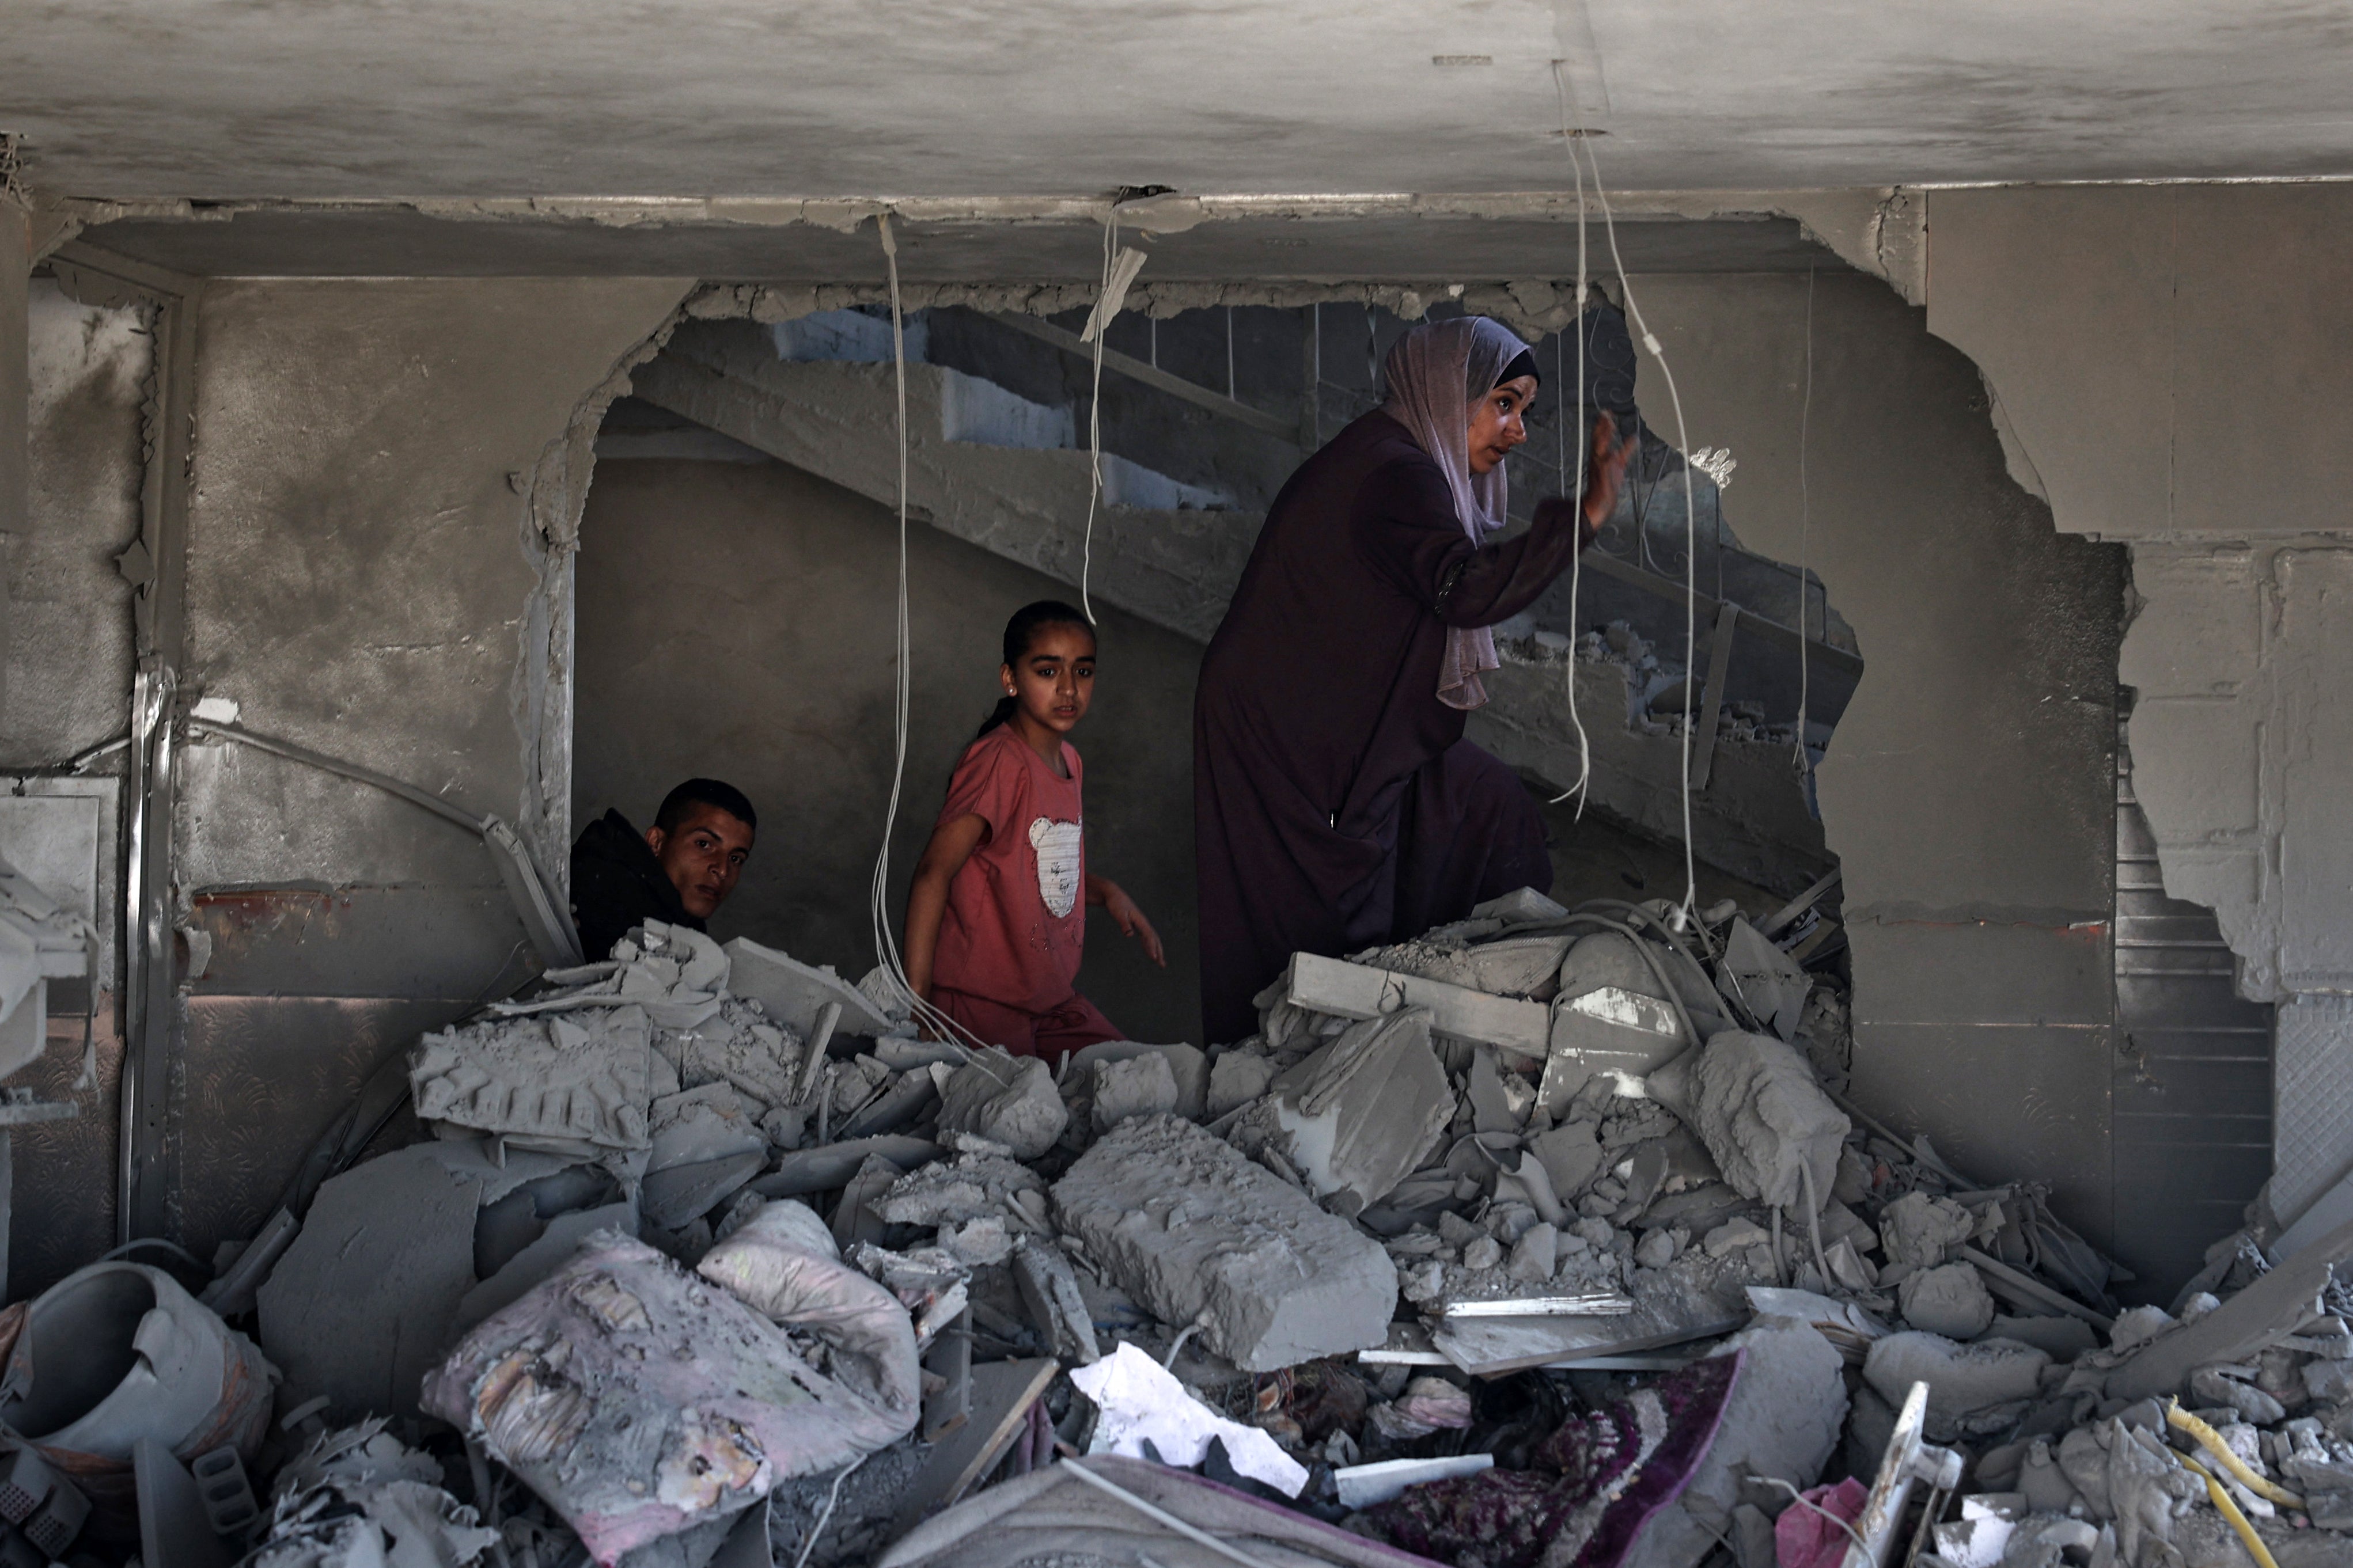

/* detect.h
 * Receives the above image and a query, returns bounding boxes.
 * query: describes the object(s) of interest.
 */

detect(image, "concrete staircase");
[632,318,1256,644]
[627,314,1834,894]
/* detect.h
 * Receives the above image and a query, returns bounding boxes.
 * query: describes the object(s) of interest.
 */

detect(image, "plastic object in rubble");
[1068,1342,1309,1497]
[0,1261,274,1514]
[135,1438,235,1568]
[1539,985,1684,1112]
[0,1448,88,1556]
[188,1446,258,1539]
[0,1527,41,1568]
[1333,1454,1495,1509]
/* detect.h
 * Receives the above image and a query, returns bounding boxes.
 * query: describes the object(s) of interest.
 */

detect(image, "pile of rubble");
[2,898,2349,1568]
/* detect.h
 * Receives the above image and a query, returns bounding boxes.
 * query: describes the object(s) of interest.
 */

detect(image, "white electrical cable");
[1794,265,1816,772]
[864,214,999,1068]
[1078,215,1115,625]
[791,1454,867,1568]
[1568,124,1703,924]
[1547,62,1593,813]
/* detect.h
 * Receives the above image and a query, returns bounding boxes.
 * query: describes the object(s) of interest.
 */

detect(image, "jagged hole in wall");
[573,297,1863,1041]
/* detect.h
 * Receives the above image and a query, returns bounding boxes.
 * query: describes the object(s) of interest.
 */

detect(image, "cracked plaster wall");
[0,272,143,1293]
[165,276,691,1258]
[5,279,145,773]
[0,202,24,743]
[1923,183,2353,1227]
[1606,269,2129,1248]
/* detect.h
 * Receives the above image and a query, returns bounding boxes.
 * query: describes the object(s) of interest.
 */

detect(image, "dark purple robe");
[1193,410,1592,1043]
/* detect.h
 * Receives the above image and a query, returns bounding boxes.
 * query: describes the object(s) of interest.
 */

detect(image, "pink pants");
[931,986,1123,1062]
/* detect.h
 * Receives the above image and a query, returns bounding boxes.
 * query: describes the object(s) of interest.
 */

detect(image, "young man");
[569,778,757,960]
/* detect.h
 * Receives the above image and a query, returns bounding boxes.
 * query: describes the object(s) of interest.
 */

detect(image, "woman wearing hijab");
[1192,314,1635,1043]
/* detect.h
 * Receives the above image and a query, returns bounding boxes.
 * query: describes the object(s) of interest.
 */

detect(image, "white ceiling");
[10,1,2353,203]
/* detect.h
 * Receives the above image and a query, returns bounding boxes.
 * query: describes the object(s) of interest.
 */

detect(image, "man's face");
[646,803,755,920]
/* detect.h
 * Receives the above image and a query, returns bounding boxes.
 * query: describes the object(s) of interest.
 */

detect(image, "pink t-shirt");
[931,726,1087,1013]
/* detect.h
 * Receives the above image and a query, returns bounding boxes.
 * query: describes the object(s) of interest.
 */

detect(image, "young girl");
[903,601,1164,1058]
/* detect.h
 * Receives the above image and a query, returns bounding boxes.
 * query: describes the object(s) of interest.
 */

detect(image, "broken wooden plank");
[1688,598,1741,791]
[1284,952,1548,1060]
[1757,867,1842,940]
[921,1319,972,1443]
[893,1357,1060,1529]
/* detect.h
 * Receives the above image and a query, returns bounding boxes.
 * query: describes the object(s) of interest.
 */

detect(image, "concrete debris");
[1715,916,1810,1040]
[2109,1211,2353,1402]
[1206,1047,1275,1118]
[1010,1239,1098,1364]
[1054,1115,1398,1371]
[1470,886,1570,926]
[257,1140,597,1420]
[244,1419,499,1568]
[1880,1190,1980,1269]
[1862,1332,2050,1440]
[874,1142,1049,1250]
[933,1050,1067,1159]
[1282,950,1550,1060]
[724,934,897,1039]
[1685,1030,1848,1210]
[1223,1009,1453,1217]
[1897,1261,1998,1339]
[1064,1040,1211,1123]
[1090,1050,1179,1130]
[413,1003,664,1155]
[63,898,2339,1567]
[1069,1342,1309,1495]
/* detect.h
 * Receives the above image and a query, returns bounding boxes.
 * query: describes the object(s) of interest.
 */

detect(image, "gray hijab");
[1380,316,1534,711]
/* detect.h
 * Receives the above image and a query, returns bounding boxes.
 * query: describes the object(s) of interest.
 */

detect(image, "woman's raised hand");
[1582,410,1639,534]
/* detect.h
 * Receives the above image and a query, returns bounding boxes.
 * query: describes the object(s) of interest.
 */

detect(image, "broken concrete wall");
[1610,271,2129,1252]
[1922,183,2352,1230]
[1,275,147,1293]
[5,279,144,773]
[0,199,25,745]
[573,454,1204,1045]
[166,278,691,1258]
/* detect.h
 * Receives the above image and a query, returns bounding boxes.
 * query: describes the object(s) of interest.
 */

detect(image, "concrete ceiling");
[10,1,2353,206]
[66,206,1838,281]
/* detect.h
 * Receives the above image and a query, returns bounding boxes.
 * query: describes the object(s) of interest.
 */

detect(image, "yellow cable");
[2167,1400,2306,1510]
[2176,1451,2282,1568]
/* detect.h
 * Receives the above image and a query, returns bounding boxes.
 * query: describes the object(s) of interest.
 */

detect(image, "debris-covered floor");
[0,889,2343,1568]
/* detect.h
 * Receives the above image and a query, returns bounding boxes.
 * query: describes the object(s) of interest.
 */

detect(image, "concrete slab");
[257,1141,570,1421]
[1223,1010,1454,1218]
[722,937,894,1040]
[1054,1115,1397,1372]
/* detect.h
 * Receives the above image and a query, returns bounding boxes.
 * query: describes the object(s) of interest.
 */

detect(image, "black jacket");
[570,808,703,960]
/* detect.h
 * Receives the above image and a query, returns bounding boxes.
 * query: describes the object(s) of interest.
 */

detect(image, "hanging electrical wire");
[863,213,996,1064]
[1077,216,1149,625]
[1555,88,1706,925]
[1546,62,1593,813]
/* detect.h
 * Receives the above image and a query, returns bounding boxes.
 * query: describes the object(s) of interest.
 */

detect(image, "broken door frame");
[44,240,203,1245]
